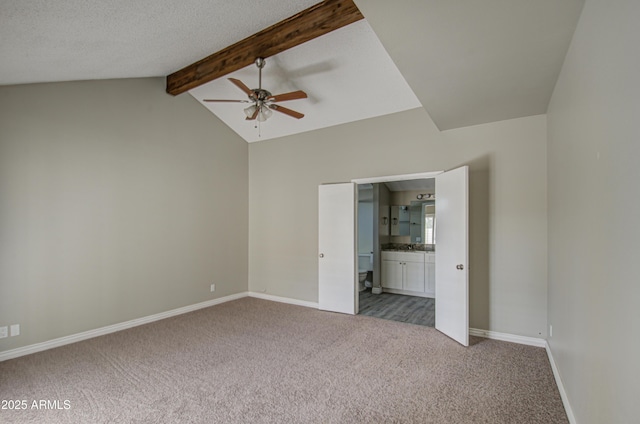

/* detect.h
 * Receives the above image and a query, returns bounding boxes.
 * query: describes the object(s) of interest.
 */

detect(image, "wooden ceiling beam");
[166,0,364,96]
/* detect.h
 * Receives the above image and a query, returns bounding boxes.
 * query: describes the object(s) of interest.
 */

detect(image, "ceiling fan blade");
[228,78,255,98]
[267,90,308,102]
[269,104,304,119]
[203,99,250,103]
[245,107,259,120]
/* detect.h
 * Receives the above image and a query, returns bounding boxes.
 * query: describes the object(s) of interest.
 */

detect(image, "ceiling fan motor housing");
[251,89,272,102]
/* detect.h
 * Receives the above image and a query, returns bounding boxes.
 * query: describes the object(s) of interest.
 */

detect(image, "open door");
[435,166,469,346]
[318,183,357,314]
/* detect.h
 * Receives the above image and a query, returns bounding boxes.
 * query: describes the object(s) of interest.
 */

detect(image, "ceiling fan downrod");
[255,57,265,91]
[251,58,271,102]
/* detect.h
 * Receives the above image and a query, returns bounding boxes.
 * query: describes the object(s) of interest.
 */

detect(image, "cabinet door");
[404,260,425,292]
[425,262,436,294]
[382,260,403,289]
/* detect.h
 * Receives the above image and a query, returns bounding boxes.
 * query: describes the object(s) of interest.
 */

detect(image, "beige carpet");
[0,297,567,423]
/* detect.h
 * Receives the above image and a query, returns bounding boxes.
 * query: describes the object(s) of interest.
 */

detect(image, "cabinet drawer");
[381,251,425,262]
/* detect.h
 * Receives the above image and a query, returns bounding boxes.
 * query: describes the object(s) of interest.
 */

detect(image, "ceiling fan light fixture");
[243,105,257,118]
[257,106,273,122]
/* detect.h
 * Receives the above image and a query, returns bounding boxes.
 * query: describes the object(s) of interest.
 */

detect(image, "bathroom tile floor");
[358,288,435,327]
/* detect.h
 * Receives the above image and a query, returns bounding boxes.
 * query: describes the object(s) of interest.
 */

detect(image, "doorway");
[318,167,469,346]
[357,179,437,327]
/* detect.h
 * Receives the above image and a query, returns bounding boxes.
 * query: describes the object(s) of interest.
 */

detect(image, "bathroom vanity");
[381,250,435,298]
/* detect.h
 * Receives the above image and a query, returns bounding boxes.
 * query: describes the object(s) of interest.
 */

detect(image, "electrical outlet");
[0,326,7,339]
[10,324,20,337]
[210,284,215,292]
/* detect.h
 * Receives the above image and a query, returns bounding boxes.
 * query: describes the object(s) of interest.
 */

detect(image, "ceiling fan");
[203,58,307,122]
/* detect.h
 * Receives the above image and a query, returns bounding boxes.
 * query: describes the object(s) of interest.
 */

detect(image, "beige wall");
[547,0,640,422]
[0,78,248,352]
[249,108,548,338]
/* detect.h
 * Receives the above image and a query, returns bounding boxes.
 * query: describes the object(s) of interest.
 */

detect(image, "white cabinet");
[425,253,436,297]
[381,258,403,290]
[404,260,425,292]
[381,251,436,297]
[381,251,427,294]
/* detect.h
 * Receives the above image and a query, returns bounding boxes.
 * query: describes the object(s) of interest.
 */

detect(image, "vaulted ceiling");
[0,0,584,138]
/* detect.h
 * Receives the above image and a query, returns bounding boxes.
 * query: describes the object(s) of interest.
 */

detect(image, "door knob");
[456,264,464,270]
[319,253,324,258]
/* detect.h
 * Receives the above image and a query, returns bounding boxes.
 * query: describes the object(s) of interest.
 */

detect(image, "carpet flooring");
[0,297,567,423]
[359,289,435,327]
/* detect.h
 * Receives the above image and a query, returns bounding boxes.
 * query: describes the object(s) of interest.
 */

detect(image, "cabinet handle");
[456,264,464,270]
[319,253,324,258]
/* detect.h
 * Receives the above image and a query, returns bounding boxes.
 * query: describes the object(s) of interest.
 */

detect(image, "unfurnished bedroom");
[2,1,639,423]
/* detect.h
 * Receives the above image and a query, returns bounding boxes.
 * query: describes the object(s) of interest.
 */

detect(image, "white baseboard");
[545,341,576,424]
[471,329,575,422]
[248,292,319,309]
[469,328,547,347]
[0,292,249,362]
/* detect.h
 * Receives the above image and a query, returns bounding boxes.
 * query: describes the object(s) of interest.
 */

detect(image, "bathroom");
[357,179,436,327]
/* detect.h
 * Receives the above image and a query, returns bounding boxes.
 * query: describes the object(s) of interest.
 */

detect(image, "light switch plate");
[10,324,20,337]
[0,326,7,339]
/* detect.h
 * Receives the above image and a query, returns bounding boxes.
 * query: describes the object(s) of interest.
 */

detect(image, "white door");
[435,166,469,346]
[318,183,357,314]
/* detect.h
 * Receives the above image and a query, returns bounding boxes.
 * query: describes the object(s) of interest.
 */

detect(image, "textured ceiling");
[0,0,318,85]
[1,0,585,134]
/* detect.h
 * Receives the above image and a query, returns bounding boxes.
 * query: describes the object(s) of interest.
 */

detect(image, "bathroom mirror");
[410,200,436,244]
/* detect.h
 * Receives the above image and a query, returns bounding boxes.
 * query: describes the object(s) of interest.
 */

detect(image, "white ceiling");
[188,20,421,142]
[0,0,584,134]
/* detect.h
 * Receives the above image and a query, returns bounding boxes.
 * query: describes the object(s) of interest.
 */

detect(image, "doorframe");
[352,171,444,185]
[352,171,444,314]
